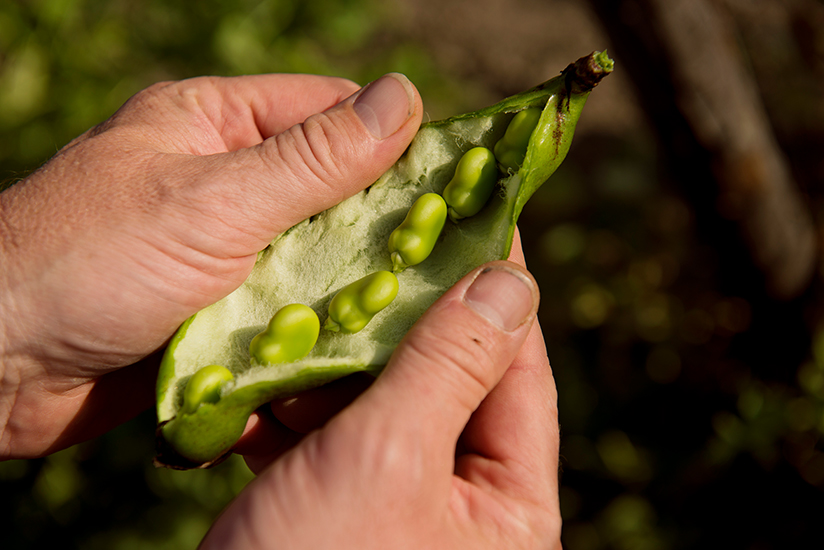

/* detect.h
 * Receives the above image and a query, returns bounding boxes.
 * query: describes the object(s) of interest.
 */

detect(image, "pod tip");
[593,50,615,73]
[566,50,615,92]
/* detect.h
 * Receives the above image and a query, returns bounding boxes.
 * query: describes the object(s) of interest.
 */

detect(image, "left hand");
[0,73,421,458]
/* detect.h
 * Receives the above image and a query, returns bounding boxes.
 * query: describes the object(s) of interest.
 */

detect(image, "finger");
[456,321,559,504]
[242,431,306,475]
[178,73,423,249]
[269,372,375,434]
[339,261,540,464]
[201,74,362,146]
[96,74,362,154]
[15,351,160,458]
[233,372,375,473]
[177,74,363,151]
[233,409,298,475]
[233,409,292,455]
[507,227,526,266]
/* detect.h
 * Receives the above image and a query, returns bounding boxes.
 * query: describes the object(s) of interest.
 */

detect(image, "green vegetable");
[155,51,613,469]
[323,271,400,333]
[442,146,498,222]
[387,192,447,271]
[249,304,320,365]
[494,107,542,172]
[181,365,234,415]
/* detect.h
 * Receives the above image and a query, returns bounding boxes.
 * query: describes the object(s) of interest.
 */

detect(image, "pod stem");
[563,50,615,94]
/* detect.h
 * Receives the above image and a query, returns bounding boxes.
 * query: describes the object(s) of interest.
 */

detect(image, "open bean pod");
[155,51,613,469]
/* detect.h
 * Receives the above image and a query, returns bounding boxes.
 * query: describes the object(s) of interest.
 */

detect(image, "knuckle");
[89,79,183,137]
[126,80,180,111]
[271,111,353,194]
[402,323,501,405]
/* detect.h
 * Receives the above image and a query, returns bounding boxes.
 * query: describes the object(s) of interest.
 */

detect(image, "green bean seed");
[324,271,399,333]
[387,192,447,272]
[249,303,320,365]
[182,364,234,415]
[493,107,542,171]
[442,147,498,222]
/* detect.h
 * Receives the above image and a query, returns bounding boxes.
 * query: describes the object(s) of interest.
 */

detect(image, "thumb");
[194,73,422,244]
[341,261,539,458]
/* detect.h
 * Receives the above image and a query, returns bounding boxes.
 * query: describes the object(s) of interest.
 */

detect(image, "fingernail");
[353,73,415,140]
[464,266,537,331]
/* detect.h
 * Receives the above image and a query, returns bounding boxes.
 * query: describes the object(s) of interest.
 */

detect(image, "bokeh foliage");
[0,0,468,184]
[3,0,824,549]
[523,131,824,548]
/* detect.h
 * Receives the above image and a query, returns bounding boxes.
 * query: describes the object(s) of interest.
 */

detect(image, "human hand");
[0,73,422,458]
[203,258,562,549]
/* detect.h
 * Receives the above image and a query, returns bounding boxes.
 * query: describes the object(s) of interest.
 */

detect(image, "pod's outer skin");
[155,51,613,469]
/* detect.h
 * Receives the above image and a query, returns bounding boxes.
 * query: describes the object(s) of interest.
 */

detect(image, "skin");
[0,73,562,549]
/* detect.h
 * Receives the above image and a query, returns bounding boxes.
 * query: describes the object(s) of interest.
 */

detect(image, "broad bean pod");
[493,107,542,172]
[387,192,447,272]
[155,51,614,468]
[442,147,499,222]
[324,271,399,333]
[249,303,320,365]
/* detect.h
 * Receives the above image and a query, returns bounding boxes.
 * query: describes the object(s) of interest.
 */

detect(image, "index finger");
[195,74,362,146]
[107,74,362,153]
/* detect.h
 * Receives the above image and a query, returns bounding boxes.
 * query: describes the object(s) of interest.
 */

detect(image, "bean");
[442,147,498,222]
[249,303,320,365]
[387,192,447,272]
[324,271,399,333]
[493,107,542,171]
[182,364,234,415]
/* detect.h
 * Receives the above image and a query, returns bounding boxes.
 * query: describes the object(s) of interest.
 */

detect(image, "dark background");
[2,0,823,548]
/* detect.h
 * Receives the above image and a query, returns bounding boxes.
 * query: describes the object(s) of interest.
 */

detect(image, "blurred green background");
[2,0,824,548]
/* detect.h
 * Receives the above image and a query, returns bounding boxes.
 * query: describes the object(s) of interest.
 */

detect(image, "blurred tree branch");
[589,0,817,301]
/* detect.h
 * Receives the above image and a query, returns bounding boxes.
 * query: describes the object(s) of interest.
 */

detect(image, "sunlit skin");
[0,73,562,549]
